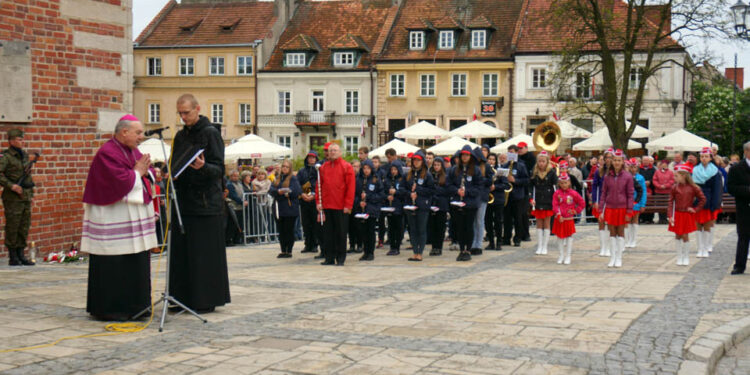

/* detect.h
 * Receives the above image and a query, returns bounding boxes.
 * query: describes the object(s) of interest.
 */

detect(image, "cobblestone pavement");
[716,335,750,374]
[1,224,748,375]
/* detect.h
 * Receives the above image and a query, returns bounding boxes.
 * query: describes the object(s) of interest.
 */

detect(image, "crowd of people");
[235,139,748,272]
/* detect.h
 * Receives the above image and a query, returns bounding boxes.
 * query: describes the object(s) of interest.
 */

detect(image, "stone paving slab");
[0,224,747,374]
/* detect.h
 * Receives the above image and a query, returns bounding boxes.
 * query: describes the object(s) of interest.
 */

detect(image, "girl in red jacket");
[599,149,634,268]
[669,164,706,266]
[552,172,585,265]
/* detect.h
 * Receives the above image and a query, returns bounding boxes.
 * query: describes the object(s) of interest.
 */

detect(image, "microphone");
[145,127,168,136]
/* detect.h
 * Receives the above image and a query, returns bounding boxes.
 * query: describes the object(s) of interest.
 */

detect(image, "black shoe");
[429,248,440,256]
[386,249,400,256]
[301,247,315,253]
[321,261,335,265]
[284,253,292,258]
[335,263,345,266]
[485,243,495,250]
[355,247,363,253]
[195,307,215,314]
[456,251,472,261]
[513,242,521,247]
[522,237,531,242]
[346,248,356,254]
[470,248,482,255]
[359,254,374,261]
[277,253,286,258]
[496,244,502,251]
[16,249,34,266]
[314,254,325,259]
[501,240,511,246]
[92,313,130,322]
[731,269,745,275]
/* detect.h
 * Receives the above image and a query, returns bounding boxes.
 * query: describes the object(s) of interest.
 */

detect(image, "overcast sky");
[132,0,750,88]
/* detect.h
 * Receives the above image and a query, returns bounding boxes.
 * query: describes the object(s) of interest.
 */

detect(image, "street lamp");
[729,0,749,153]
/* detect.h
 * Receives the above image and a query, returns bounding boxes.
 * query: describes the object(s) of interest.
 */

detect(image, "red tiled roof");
[135,1,277,47]
[282,34,322,52]
[264,0,396,71]
[514,0,682,53]
[405,18,435,30]
[431,16,464,30]
[329,33,371,52]
[377,0,525,62]
[467,15,496,30]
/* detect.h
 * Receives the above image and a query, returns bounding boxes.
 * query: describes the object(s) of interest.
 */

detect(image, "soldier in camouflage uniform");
[0,129,35,266]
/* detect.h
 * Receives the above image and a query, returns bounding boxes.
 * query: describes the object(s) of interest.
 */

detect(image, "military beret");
[7,129,23,139]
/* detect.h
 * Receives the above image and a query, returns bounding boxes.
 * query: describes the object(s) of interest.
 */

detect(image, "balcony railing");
[295,110,336,126]
[557,84,605,102]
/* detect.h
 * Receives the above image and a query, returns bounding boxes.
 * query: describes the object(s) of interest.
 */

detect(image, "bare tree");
[541,0,734,149]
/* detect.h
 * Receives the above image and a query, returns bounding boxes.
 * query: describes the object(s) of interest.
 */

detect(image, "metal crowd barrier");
[242,192,279,245]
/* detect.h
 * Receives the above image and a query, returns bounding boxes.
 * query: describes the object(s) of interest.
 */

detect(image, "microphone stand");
[132,128,207,331]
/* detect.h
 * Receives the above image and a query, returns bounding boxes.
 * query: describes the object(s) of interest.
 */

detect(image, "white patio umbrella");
[624,122,653,138]
[394,121,449,140]
[427,136,481,156]
[370,139,419,158]
[235,133,264,142]
[447,120,506,139]
[490,134,535,153]
[138,138,171,162]
[645,129,718,152]
[572,128,641,151]
[224,137,292,162]
[555,120,592,138]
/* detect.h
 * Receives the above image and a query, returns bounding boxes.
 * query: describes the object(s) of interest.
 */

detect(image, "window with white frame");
[345,136,359,154]
[344,90,359,114]
[239,103,251,124]
[576,72,591,99]
[211,104,224,124]
[277,135,291,150]
[483,73,498,97]
[278,91,291,114]
[471,30,487,49]
[439,30,454,49]
[148,103,160,123]
[179,57,194,76]
[333,52,355,67]
[451,73,467,96]
[390,74,405,97]
[237,56,253,75]
[532,68,547,88]
[147,58,161,76]
[409,31,424,50]
[209,57,224,75]
[312,90,324,112]
[420,74,435,97]
[285,53,306,67]
[629,67,644,89]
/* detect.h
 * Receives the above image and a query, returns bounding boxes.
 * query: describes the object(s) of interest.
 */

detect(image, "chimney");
[725,68,744,89]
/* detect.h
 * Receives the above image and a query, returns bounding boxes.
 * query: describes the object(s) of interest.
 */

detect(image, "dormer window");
[409,31,425,50]
[286,53,306,67]
[438,30,454,49]
[471,30,487,49]
[333,52,355,67]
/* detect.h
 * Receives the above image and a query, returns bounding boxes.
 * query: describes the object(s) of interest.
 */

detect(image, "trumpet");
[411,170,418,206]
[488,165,498,205]
[504,161,514,207]
[460,165,467,202]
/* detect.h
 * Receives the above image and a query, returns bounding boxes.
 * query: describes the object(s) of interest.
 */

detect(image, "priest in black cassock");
[169,94,230,313]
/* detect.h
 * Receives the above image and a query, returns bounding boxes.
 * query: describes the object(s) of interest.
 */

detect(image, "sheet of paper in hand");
[173,147,205,179]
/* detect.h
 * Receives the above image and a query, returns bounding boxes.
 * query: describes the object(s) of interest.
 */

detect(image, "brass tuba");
[532,121,562,154]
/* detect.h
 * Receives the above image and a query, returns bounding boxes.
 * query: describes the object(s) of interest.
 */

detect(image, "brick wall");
[0,0,132,258]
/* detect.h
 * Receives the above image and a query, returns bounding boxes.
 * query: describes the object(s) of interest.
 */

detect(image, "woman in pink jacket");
[552,172,585,265]
[652,159,675,223]
[599,149,634,268]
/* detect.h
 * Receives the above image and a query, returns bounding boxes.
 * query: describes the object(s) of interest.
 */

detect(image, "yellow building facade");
[376,62,513,145]
[133,46,258,141]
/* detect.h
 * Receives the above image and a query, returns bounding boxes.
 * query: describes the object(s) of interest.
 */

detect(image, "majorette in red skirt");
[668,211,697,236]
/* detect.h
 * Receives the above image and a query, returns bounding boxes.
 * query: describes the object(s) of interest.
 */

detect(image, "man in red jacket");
[318,143,355,265]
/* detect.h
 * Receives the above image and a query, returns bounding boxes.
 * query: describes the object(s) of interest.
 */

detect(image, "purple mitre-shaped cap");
[119,114,140,122]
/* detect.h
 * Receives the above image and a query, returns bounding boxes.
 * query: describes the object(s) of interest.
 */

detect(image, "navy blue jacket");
[354,161,384,218]
[430,171,451,212]
[269,174,302,218]
[477,163,495,203]
[383,160,406,215]
[488,165,511,206]
[502,160,529,201]
[446,164,483,209]
[296,153,319,203]
[400,168,435,211]
[698,171,724,212]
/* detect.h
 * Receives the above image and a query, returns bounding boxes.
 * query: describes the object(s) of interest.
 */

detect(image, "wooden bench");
[643,193,737,214]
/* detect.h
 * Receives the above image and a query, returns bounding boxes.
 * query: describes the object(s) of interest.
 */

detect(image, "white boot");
[684,241,691,266]
[536,229,544,255]
[615,237,625,268]
[608,237,617,267]
[706,230,713,253]
[696,231,705,258]
[557,238,565,264]
[564,237,573,265]
[630,224,639,248]
[541,229,550,255]
[599,230,608,256]
[603,231,611,256]
[676,240,684,266]
[624,226,632,248]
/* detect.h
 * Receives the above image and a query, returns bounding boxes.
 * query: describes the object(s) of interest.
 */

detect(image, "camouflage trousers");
[3,199,31,250]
